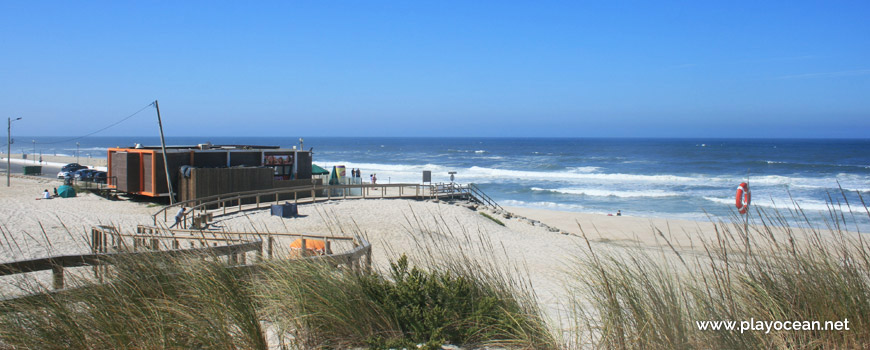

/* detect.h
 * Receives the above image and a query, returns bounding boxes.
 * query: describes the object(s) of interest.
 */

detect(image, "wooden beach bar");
[107,143,316,201]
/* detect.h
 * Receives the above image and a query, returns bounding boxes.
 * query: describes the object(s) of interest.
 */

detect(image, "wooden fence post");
[268,236,274,259]
[52,264,64,290]
[365,247,372,273]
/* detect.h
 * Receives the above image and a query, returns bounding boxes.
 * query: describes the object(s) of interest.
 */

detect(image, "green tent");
[57,185,76,198]
[312,164,330,175]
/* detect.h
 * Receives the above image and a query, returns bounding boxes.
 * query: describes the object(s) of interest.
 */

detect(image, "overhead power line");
[34,102,156,145]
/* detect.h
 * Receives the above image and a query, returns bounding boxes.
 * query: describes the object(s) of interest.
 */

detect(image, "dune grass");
[2,193,869,349]
[257,208,555,349]
[0,209,555,349]
[570,192,870,349]
[480,212,506,226]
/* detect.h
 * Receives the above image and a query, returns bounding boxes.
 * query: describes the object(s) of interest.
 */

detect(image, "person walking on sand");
[170,207,186,228]
[372,173,377,185]
[617,210,622,216]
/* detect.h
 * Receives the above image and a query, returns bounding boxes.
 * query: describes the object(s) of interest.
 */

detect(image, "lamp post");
[7,117,22,187]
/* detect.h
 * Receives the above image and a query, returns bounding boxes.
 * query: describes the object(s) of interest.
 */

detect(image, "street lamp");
[7,117,22,187]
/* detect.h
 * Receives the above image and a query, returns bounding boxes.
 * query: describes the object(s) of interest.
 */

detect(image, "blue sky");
[1,1,868,138]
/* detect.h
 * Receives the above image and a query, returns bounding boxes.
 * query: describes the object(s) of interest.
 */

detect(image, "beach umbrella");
[328,166,339,185]
[311,164,330,175]
[57,185,76,198]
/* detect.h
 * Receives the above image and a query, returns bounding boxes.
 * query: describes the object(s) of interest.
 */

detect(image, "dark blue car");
[74,169,97,181]
[93,171,107,184]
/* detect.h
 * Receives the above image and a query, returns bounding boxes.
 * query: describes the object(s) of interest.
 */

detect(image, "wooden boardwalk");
[153,182,500,229]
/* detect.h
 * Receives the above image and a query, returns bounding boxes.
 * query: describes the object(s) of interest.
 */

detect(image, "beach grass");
[480,212,506,226]
[1,190,868,349]
[257,209,556,349]
[570,191,870,349]
[0,210,555,349]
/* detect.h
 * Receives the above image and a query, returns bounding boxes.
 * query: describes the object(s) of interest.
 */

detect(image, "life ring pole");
[744,170,750,255]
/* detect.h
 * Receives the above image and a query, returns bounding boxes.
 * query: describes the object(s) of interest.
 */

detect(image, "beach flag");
[336,165,346,182]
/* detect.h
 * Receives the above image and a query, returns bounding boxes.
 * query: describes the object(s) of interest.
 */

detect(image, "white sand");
[0,176,156,262]
[2,154,107,168]
[1,175,846,321]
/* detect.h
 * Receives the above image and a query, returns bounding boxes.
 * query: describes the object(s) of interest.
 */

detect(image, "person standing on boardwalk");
[170,207,186,228]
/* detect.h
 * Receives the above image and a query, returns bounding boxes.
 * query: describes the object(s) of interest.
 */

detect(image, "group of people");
[40,188,58,199]
[347,168,377,184]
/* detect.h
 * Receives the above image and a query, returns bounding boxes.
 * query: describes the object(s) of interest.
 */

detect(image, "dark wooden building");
[107,144,315,201]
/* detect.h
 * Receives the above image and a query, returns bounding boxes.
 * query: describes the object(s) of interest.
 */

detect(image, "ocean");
[14,136,870,230]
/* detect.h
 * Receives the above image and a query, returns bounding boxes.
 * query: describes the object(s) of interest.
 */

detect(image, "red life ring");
[735,182,751,214]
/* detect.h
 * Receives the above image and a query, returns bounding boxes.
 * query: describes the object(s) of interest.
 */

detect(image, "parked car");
[93,171,107,184]
[75,169,97,181]
[62,163,88,173]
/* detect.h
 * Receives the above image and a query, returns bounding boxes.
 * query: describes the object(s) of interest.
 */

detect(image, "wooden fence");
[0,238,262,291]
[152,182,500,228]
[1,226,372,304]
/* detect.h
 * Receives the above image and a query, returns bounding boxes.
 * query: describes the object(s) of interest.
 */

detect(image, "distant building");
[107,143,315,201]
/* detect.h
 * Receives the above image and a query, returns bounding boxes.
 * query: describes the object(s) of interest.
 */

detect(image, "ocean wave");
[761,159,870,171]
[531,187,681,198]
[566,166,601,173]
[61,147,109,152]
[314,160,869,192]
[465,166,704,184]
[702,196,840,212]
[500,199,585,211]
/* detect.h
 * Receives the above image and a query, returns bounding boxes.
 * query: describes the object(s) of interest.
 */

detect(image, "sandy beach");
[0,173,736,316]
[2,154,107,168]
[0,172,855,321]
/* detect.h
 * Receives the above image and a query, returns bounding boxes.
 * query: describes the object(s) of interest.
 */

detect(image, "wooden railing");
[132,225,364,262]
[151,182,503,228]
[1,226,373,303]
[0,240,262,291]
[467,183,504,211]
[153,183,438,227]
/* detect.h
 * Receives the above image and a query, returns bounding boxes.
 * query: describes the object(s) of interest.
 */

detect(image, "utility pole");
[7,117,22,187]
[154,100,175,205]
